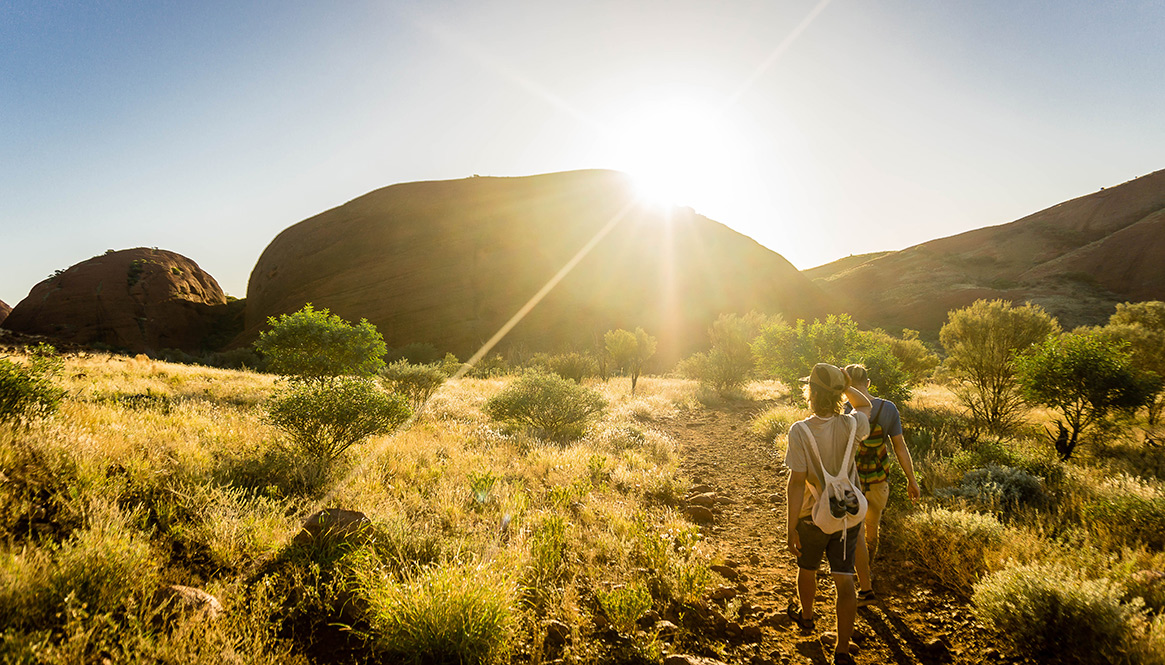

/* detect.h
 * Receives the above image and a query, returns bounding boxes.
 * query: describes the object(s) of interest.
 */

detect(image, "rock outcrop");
[2,248,229,353]
[244,170,829,364]
[0,299,9,326]
[810,169,1165,337]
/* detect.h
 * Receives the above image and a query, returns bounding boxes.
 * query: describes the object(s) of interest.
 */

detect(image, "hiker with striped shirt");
[843,364,921,607]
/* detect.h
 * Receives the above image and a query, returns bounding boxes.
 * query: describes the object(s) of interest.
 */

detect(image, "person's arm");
[890,434,921,502]
[844,384,871,417]
[786,469,807,557]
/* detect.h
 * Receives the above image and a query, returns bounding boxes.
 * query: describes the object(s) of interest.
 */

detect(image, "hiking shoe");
[857,589,877,607]
[832,651,857,665]
[785,601,814,632]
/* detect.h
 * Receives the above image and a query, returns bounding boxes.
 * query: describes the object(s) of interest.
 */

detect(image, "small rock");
[638,609,661,627]
[664,655,730,665]
[153,584,223,621]
[768,493,782,504]
[655,619,679,637]
[683,505,714,524]
[922,636,954,662]
[748,553,761,565]
[688,484,714,495]
[710,586,738,601]
[688,492,717,507]
[741,625,764,643]
[711,564,739,580]
[762,464,773,471]
[724,621,742,637]
[542,619,571,649]
[714,495,736,505]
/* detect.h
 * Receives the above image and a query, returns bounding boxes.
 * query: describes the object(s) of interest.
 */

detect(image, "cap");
[800,362,848,393]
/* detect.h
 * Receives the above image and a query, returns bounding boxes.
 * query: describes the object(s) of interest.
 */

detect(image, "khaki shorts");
[864,481,890,516]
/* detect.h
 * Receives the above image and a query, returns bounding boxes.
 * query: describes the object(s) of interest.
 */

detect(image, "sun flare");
[604,100,738,211]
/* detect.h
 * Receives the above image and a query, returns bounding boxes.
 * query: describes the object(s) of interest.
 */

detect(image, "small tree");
[680,312,771,394]
[1102,301,1165,424]
[484,371,607,441]
[1016,332,1160,460]
[266,377,411,465]
[255,304,387,381]
[604,328,657,394]
[940,299,1060,434]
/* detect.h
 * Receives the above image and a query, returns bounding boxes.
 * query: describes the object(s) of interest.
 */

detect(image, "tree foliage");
[752,313,914,403]
[1099,301,1165,424]
[1016,331,1160,460]
[604,328,657,394]
[940,299,1059,433]
[484,371,607,441]
[254,304,387,381]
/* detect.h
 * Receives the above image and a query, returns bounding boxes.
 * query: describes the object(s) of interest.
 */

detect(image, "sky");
[2,0,1164,306]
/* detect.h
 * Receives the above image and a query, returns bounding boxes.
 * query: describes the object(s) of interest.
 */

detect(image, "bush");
[360,564,516,665]
[255,304,387,381]
[546,352,597,383]
[938,464,1047,515]
[381,361,447,411]
[484,371,607,442]
[605,328,657,394]
[597,583,652,635]
[973,563,1137,665]
[900,507,1006,597]
[0,345,65,423]
[750,407,798,443]
[752,314,914,403]
[1081,479,1165,550]
[266,377,411,465]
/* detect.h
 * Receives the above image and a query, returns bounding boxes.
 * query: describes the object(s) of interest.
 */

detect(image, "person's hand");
[787,528,801,558]
[907,479,921,503]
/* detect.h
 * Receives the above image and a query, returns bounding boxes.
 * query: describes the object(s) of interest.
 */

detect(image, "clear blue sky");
[3,0,1163,306]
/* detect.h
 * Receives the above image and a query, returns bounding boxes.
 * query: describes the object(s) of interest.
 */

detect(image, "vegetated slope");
[243,170,832,363]
[810,169,1165,338]
[2,248,231,353]
[0,299,9,326]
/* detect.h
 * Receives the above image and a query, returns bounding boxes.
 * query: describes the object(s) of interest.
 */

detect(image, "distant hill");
[243,170,832,364]
[811,169,1165,339]
[2,248,232,354]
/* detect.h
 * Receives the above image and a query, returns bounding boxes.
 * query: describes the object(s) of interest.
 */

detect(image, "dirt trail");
[660,400,1001,665]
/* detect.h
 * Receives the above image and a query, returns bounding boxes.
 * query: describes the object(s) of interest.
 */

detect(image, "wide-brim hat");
[799,362,847,393]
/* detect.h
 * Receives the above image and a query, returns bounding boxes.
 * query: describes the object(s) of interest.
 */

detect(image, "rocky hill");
[810,169,1165,339]
[244,170,830,364]
[0,300,9,326]
[2,248,231,353]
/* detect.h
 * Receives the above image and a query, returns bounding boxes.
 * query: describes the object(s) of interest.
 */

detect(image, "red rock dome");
[0,299,9,327]
[244,170,829,364]
[3,248,228,353]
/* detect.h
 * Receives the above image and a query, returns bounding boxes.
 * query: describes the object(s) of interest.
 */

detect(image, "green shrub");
[255,304,387,381]
[266,377,411,464]
[484,371,606,442]
[361,564,516,665]
[1081,490,1165,550]
[973,563,1137,664]
[938,464,1047,515]
[900,507,1006,597]
[597,583,652,635]
[750,407,797,443]
[546,352,598,383]
[605,328,657,394]
[380,360,447,411]
[0,346,65,423]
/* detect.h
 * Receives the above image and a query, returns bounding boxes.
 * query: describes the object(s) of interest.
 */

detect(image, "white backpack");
[795,414,868,536]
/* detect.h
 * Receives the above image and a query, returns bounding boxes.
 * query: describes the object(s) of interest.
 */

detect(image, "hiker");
[785,363,871,665]
[843,363,921,607]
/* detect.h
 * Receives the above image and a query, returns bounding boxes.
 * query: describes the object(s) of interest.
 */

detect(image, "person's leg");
[797,567,817,621]
[833,572,856,657]
[856,483,889,595]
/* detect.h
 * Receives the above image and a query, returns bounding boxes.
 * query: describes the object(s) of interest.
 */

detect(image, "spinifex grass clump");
[973,563,1138,665]
[900,507,1006,597]
[484,370,606,442]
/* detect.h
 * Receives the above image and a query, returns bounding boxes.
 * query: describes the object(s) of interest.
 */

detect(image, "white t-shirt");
[784,412,870,518]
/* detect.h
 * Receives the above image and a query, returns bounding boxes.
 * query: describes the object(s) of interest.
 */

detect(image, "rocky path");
[659,400,999,665]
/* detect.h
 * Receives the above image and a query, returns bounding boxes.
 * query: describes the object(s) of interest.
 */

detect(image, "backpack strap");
[797,416,858,484]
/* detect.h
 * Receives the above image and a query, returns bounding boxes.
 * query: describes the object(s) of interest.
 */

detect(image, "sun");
[603,99,738,211]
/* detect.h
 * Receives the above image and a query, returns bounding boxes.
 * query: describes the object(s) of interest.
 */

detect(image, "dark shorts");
[796,518,862,574]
